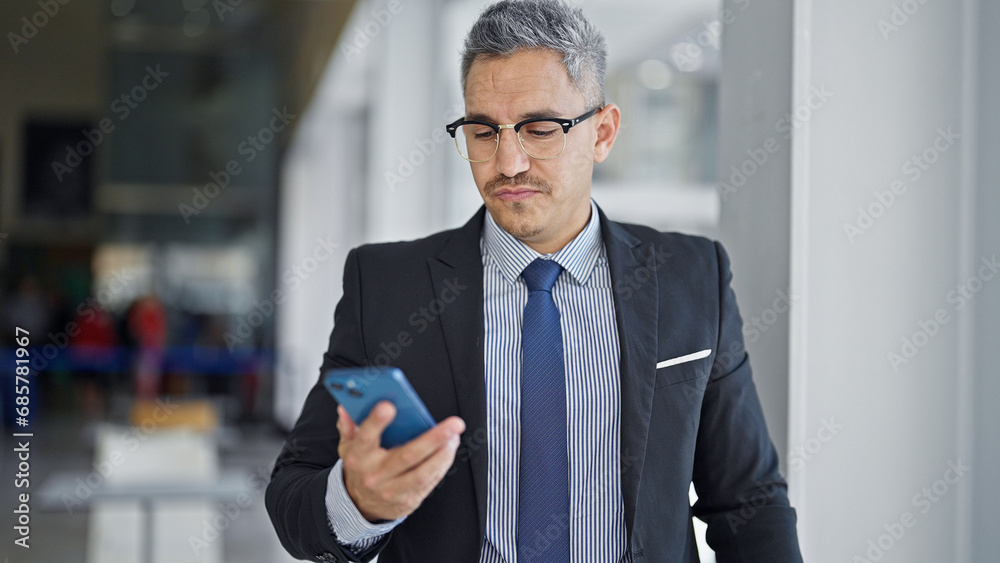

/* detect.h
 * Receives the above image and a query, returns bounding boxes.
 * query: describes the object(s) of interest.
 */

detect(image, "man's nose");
[495,128,530,178]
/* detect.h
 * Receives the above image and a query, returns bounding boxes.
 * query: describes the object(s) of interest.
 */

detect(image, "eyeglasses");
[445,107,602,162]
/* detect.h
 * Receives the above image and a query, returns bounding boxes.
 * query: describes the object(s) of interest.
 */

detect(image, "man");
[266,1,803,561]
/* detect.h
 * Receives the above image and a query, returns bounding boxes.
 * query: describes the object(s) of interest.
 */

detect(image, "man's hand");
[337,401,465,522]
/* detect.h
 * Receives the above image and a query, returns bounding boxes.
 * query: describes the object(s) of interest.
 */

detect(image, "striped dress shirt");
[326,199,631,562]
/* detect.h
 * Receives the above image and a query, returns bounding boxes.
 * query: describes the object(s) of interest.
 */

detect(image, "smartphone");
[323,366,436,448]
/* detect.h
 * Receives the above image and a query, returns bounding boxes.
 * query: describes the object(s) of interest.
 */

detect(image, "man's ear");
[593,104,621,164]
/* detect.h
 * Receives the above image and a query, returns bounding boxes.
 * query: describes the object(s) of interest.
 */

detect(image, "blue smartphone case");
[323,367,436,448]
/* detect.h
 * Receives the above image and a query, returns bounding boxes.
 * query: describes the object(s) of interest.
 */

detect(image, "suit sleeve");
[691,241,803,562]
[265,248,394,562]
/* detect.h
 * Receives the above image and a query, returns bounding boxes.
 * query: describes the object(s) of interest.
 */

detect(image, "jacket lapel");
[599,206,659,543]
[427,207,489,544]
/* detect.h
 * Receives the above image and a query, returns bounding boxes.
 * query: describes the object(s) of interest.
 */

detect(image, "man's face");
[463,48,617,254]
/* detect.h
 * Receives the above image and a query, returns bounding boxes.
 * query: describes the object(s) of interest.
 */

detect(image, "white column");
[364,0,446,242]
[273,6,371,428]
[274,0,451,428]
[789,0,975,560]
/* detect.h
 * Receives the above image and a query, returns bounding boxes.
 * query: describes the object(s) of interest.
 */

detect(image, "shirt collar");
[482,198,604,287]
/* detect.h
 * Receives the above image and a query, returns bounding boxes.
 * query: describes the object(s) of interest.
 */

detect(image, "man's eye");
[525,126,559,138]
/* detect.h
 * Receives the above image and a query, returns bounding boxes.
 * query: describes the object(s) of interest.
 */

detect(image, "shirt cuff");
[325,458,405,545]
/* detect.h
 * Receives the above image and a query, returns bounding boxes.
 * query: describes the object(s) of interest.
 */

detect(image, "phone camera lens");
[331,383,344,390]
[348,389,362,398]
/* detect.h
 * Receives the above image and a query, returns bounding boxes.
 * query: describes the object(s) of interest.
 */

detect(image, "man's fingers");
[380,416,466,478]
[365,434,460,515]
[339,413,466,521]
[394,433,462,497]
[439,416,466,436]
[355,400,397,446]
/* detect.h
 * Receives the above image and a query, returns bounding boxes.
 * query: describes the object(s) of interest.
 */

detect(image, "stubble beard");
[483,172,553,241]
[497,201,544,239]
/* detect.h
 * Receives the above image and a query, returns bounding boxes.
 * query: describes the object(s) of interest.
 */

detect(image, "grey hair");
[460,0,607,109]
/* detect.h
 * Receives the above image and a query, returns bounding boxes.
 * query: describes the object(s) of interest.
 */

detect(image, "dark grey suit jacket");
[265,205,802,562]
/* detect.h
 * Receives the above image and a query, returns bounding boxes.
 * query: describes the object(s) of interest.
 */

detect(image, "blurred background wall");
[0,0,996,561]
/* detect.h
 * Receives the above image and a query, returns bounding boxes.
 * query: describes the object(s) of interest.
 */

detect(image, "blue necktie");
[517,258,570,563]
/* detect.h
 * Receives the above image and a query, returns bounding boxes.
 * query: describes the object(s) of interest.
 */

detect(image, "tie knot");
[522,258,563,293]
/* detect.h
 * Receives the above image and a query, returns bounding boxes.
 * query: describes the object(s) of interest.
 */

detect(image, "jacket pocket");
[654,362,709,389]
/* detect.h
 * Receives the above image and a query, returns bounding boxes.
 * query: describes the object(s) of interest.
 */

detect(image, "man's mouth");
[494,187,539,202]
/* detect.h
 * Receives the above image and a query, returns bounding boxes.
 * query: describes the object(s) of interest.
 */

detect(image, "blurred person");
[69,303,119,422]
[267,1,802,562]
[127,295,168,399]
